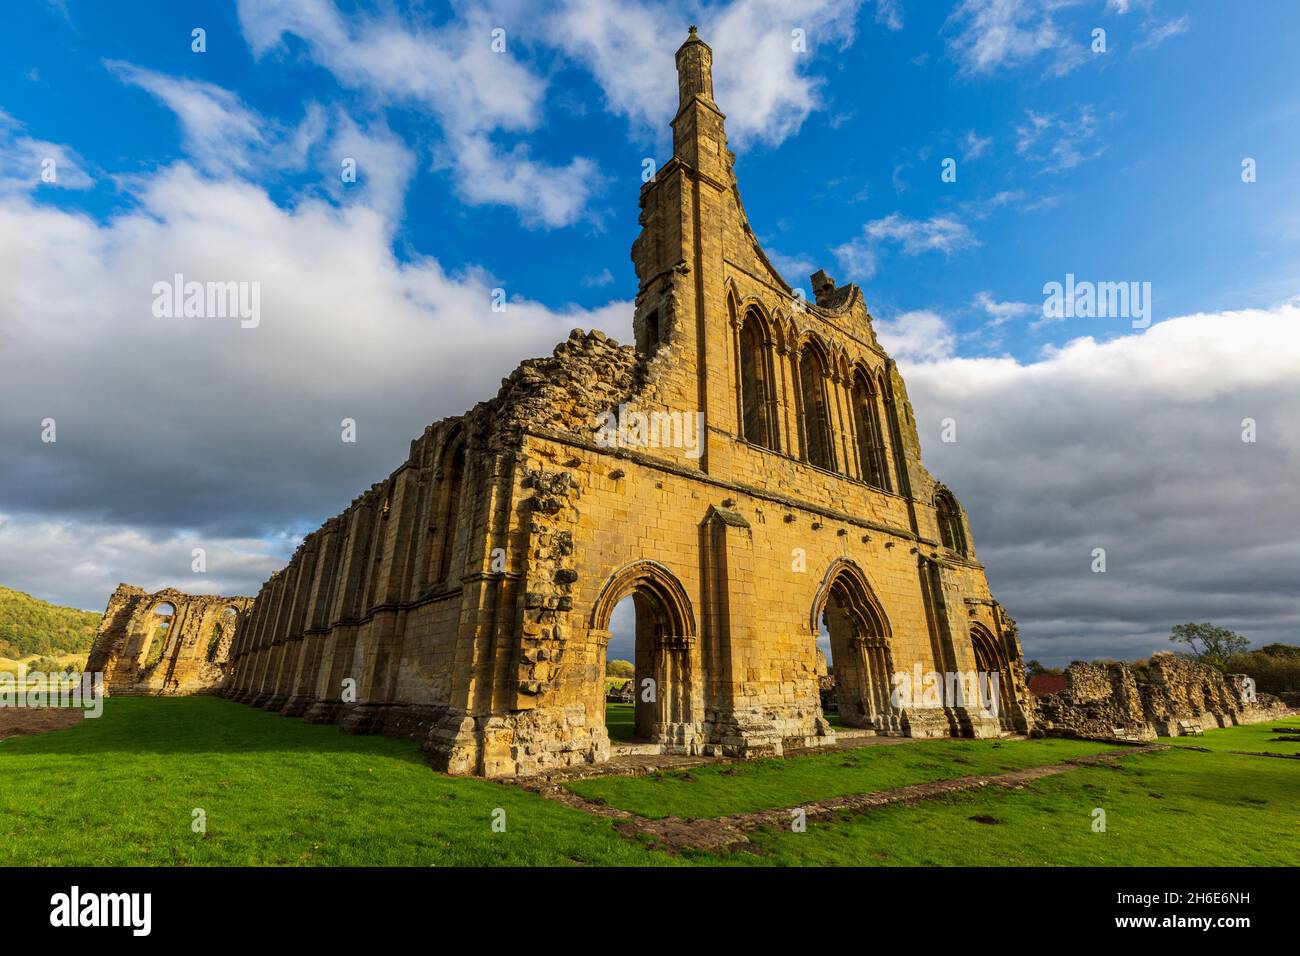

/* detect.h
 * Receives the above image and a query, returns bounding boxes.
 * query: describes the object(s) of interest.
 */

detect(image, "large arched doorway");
[970,623,1014,731]
[812,561,899,732]
[592,561,699,751]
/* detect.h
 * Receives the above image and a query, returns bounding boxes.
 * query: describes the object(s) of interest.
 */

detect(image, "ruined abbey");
[88,30,1035,777]
[86,584,253,697]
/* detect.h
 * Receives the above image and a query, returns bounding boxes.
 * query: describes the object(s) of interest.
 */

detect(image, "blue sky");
[6,0,1298,353]
[2,0,1298,665]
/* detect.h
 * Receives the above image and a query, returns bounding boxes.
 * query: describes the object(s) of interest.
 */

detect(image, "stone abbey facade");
[219,29,1032,776]
[87,584,253,696]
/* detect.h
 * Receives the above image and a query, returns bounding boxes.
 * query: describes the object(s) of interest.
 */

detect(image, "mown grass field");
[0,698,673,867]
[1,697,1295,866]
[1158,718,1300,755]
[565,735,1117,818]
[605,702,636,742]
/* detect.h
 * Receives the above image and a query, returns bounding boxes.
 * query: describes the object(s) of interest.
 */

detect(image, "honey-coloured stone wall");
[221,28,1033,777]
[86,584,253,696]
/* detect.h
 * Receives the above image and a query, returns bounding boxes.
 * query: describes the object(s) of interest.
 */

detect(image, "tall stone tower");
[222,29,1032,777]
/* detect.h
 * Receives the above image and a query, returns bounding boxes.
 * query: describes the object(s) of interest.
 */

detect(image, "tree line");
[0,585,100,659]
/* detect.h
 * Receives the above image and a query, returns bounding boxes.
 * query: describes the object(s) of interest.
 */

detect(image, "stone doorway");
[593,561,702,753]
[970,624,1015,731]
[814,561,901,733]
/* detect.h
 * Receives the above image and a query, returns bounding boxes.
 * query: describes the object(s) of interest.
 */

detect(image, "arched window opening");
[604,598,638,742]
[880,373,907,493]
[936,491,968,556]
[142,602,176,670]
[739,317,776,450]
[852,372,890,490]
[207,606,239,663]
[799,345,834,471]
[434,439,466,584]
[643,309,661,356]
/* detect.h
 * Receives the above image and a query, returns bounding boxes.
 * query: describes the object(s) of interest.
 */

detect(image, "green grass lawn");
[565,736,1119,819]
[0,697,676,867]
[1158,716,1300,755]
[691,745,1300,867]
[2,699,1294,866]
[605,702,637,742]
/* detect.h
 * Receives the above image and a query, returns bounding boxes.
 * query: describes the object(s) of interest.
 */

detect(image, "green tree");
[1259,643,1300,659]
[0,585,100,657]
[1224,649,1300,694]
[606,659,635,678]
[1025,660,1062,678]
[1169,622,1250,669]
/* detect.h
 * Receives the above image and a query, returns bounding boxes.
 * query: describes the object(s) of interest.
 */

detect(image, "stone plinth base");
[302,699,346,724]
[339,703,388,735]
[279,695,312,717]
[900,708,955,738]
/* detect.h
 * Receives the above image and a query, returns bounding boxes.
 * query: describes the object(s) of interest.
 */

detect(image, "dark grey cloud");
[893,305,1300,664]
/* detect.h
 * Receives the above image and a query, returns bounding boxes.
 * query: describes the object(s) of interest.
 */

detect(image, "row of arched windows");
[735,306,896,492]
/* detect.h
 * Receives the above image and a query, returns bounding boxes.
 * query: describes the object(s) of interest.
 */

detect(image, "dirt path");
[0,708,85,740]
[513,746,1161,854]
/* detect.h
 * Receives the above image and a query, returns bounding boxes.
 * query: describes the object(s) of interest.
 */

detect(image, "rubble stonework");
[220,29,1033,777]
[86,584,254,696]
[1032,653,1293,741]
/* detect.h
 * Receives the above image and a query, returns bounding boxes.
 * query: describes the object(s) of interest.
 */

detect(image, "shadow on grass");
[0,696,429,765]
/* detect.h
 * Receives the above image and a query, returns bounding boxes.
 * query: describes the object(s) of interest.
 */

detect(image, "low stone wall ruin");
[1031,653,1293,742]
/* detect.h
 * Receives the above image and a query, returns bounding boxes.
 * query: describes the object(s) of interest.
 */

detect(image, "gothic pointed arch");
[737,305,780,451]
[796,334,835,471]
[141,601,177,670]
[591,560,696,638]
[851,366,891,490]
[424,426,467,587]
[810,559,899,731]
[879,367,907,493]
[591,560,698,746]
[970,622,1014,730]
[934,486,968,556]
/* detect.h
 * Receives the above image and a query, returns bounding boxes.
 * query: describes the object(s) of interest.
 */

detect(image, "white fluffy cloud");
[0,515,287,612]
[945,0,1089,77]
[236,0,598,227]
[874,0,904,31]
[0,109,93,193]
[874,309,958,362]
[0,162,632,611]
[972,289,1036,325]
[1014,105,1104,173]
[833,212,977,279]
[538,0,865,148]
[228,0,869,223]
[107,61,325,177]
[890,301,1300,664]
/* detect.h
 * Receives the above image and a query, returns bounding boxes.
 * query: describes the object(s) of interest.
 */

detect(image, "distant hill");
[0,585,100,659]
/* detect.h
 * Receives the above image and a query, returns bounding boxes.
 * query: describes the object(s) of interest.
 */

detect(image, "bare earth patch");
[0,708,84,739]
